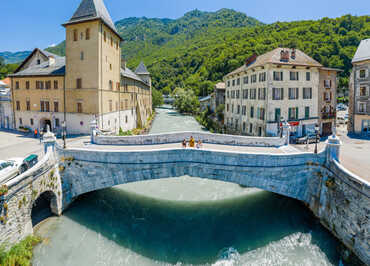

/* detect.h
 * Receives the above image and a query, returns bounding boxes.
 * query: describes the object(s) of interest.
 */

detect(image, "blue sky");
[2,0,369,52]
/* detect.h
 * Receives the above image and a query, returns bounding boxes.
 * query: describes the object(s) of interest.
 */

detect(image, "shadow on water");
[32,192,56,226]
[64,186,341,265]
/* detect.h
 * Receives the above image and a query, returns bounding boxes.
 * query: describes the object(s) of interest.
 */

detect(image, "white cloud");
[49,43,57,47]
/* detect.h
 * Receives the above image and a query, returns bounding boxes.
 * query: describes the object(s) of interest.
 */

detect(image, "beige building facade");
[9,0,152,135]
[348,39,370,135]
[224,48,340,137]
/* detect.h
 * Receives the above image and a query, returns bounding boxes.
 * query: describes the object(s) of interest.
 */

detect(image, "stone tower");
[62,0,122,129]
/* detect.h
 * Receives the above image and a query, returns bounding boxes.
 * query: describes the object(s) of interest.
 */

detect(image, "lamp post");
[314,124,320,154]
[62,121,66,149]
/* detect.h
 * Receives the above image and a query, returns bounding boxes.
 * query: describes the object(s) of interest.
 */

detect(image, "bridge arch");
[31,190,58,226]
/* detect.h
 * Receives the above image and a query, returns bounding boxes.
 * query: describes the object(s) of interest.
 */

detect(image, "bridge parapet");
[0,131,62,247]
[92,131,288,147]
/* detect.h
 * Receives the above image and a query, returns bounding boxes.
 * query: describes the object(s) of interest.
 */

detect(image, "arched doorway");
[40,118,52,133]
[31,191,57,226]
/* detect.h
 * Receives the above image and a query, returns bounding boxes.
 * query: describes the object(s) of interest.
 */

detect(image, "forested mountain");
[0,51,31,64]
[11,10,370,96]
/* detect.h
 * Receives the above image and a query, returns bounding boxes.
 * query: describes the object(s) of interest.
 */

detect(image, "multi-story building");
[348,39,370,135]
[0,79,13,129]
[9,0,152,135]
[224,48,340,137]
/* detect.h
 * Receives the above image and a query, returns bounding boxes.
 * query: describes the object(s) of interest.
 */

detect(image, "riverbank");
[119,111,156,136]
[0,235,41,265]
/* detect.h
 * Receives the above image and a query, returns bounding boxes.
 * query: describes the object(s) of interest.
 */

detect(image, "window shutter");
[281,88,284,100]
[296,108,299,119]
[296,88,299,99]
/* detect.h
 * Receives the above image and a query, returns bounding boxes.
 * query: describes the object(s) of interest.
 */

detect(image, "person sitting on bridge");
[182,139,187,148]
[196,139,203,149]
[189,136,195,148]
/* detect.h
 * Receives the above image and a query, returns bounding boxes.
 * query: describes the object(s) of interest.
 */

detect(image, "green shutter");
[288,108,291,120]
[296,108,299,120]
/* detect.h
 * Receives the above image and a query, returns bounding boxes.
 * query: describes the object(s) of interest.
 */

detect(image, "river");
[32,107,343,266]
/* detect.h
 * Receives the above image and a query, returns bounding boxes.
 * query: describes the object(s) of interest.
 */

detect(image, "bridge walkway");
[66,137,304,154]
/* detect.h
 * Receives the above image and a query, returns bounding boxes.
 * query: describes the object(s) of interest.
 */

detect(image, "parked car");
[0,160,20,184]
[336,104,348,111]
[296,133,317,144]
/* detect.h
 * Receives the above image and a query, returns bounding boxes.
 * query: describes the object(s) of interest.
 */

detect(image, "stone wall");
[314,159,370,264]
[0,134,62,247]
[93,131,287,147]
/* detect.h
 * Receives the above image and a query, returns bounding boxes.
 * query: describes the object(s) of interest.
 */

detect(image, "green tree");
[152,88,164,108]
[172,88,200,114]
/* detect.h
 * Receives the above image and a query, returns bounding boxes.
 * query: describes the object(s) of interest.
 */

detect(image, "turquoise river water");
[32,107,345,266]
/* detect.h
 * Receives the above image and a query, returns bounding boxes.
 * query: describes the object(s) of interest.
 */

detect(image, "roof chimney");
[48,56,55,66]
[280,50,289,62]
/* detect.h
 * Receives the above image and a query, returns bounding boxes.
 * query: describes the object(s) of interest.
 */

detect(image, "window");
[55,118,60,128]
[104,31,106,42]
[26,81,30,90]
[116,82,120,90]
[243,122,246,132]
[226,104,229,112]
[16,101,20,111]
[232,80,235,86]
[109,100,113,112]
[77,103,83,113]
[359,102,366,113]
[16,81,19,89]
[259,72,266,82]
[54,80,58,89]
[250,88,256,99]
[359,69,366,79]
[227,81,230,87]
[19,118,22,125]
[258,88,266,100]
[324,92,332,102]
[227,91,229,98]
[39,81,44,89]
[243,89,248,99]
[26,100,30,111]
[125,116,128,123]
[324,80,331,88]
[236,90,240,99]
[73,29,78,41]
[251,74,257,83]
[249,123,253,133]
[303,87,312,99]
[54,102,59,112]
[306,72,311,81]
[290,71,299,81]
[272,88,284,100]
[46,81,51,90]
[237,78,240,85]
[259,108,265,120]
[30,119,34,126]
[231,91,235,99]
[250,106,254,118]
[236,105,240,114]
[231,104,234,113]
[109,80,113,90]
[77,78,82,89]
[40,101,45,112]
[242,105,246,115]
[80,51,84,60]
[110,64,112,70]
[243,76,249,84]
[86,28,90,40]
[289,88,299,100]
[275,108,281,122]
[288,107,298,120]
[111,36,113,47]
[305,107,310,118]
[273,71,283,81]
[360,86,368,97]
[37,59,41,65]
[80,32,83,40]
[45,101,50,112]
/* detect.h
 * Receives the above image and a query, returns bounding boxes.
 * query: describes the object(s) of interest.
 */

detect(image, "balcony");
[321,111,336,120]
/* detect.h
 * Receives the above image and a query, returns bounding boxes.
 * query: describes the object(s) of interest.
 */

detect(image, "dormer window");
[37,59,41,65]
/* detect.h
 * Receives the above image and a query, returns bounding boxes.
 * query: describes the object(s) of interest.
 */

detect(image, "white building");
[224,48,338,137]
[0,80,13,129]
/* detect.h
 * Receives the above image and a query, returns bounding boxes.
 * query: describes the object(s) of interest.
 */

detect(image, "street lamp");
[62,121,66,149]
[314,124,320,154]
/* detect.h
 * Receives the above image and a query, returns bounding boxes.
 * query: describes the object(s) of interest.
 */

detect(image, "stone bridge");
[0,130,369,264]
